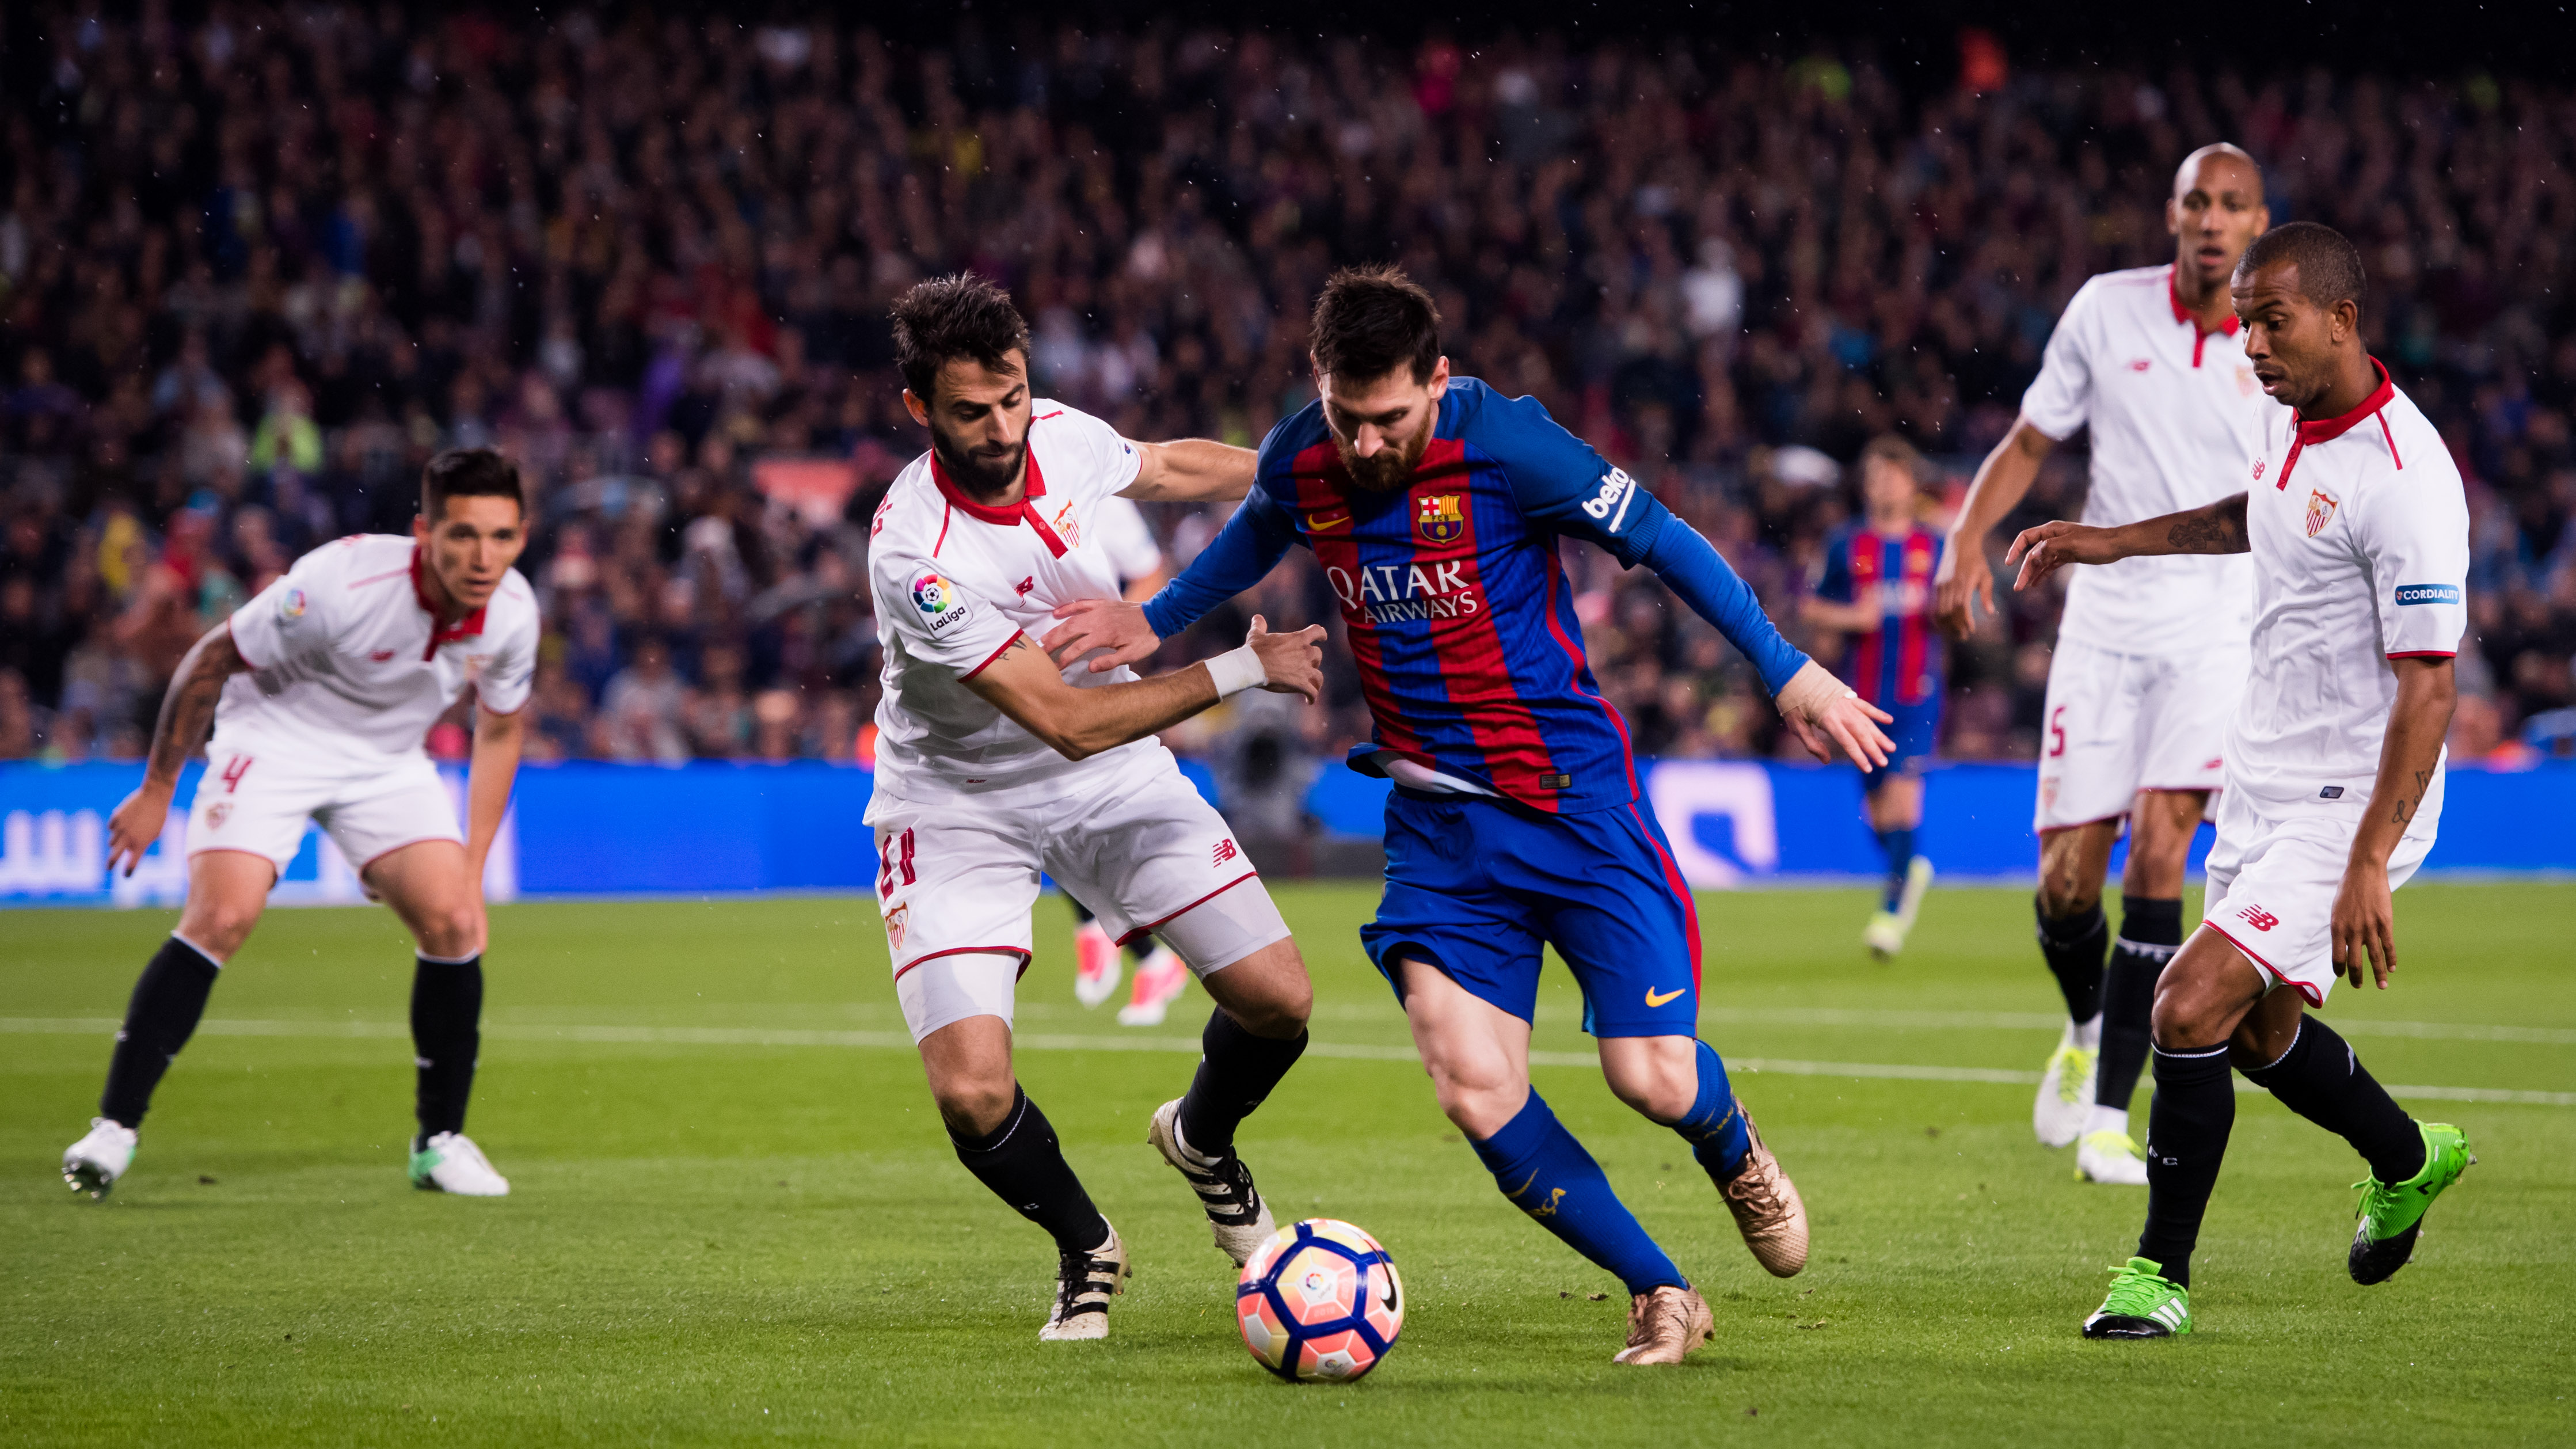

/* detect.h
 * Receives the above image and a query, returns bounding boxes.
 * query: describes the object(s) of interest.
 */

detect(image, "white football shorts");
[872,747,1292,1042]
[187,741,463,878]
[2196,774,2444,1007]
[2034,637,2247,832]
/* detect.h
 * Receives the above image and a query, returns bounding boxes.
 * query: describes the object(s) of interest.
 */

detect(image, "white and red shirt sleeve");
[471,573,542,713]
[226,535,355,672]
[870,545,1025,680]
[2348,408,2469,663]
[2018,276,2099,441]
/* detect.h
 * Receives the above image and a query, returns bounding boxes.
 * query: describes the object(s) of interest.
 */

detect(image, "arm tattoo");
[2166,512,2240,553]
[145,638,238,782]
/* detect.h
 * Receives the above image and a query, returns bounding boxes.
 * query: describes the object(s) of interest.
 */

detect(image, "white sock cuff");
[169,932,225,969]
[415,950,481,967]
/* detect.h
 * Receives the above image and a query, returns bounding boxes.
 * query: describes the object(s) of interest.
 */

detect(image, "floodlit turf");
[4,883,2571,1447]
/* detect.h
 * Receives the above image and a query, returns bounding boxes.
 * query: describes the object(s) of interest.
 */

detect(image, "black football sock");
[2096,897,2182,1113]
[950,1086,1111,1254]
[1177,1007,1309,1159]
[2035,896,2108,1025]
[2237,1017,2426,1184]
[410,953,484,1148]
[99,935,223,1128]
[2136,1043,2235,1288]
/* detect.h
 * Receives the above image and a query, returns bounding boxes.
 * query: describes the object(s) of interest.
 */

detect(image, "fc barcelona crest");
[1417,493,1465,544]
[2303,487,2339,538]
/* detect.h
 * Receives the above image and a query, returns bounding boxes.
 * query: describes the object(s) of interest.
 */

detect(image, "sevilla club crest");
[1416,493,1465,544]
[2303,488,2340,538]
[882,903,909,953]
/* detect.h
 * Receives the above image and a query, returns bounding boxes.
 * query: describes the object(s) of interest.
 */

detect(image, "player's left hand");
[1775,660,1896,770]
[2330,861,2398,989]
[1041,599,1162,673]
[2005,520,2122,592]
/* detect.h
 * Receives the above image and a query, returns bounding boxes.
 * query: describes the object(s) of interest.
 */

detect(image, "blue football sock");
[1469,1090,1686,1296]
[1668,1038,1753,1181]
[1877,827,1916,911]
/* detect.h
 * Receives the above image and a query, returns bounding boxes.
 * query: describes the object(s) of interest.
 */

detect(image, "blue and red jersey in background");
[1813,523,1945,709]
[1144,378,1809,816]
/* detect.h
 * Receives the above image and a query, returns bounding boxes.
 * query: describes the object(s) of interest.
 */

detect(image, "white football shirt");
[2227,361,2468,808]
[2022,264,2268,655]
[1092,493,1165,586]
[218,534,539,767]
[866,401,1154,801]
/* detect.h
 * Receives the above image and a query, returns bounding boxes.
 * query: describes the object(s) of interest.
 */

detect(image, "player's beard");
[929,424,1027,498]
[1334,428,1430,493]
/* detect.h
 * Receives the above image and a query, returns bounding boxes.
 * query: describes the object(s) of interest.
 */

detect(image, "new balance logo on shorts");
[2394,583,2461,606]
[2235,905,2279,932]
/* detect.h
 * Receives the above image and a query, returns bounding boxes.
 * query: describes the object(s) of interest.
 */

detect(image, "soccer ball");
[1234,1218,1405,1383]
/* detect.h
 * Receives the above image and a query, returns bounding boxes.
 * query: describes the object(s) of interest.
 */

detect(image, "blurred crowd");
[6,7,2575,789]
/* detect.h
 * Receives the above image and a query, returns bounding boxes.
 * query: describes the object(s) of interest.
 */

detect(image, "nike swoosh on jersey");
[1645,987,1686,1007]
[1307,511,1352,531]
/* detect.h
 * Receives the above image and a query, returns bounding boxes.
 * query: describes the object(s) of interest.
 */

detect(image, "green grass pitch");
[4,883,2571,1446]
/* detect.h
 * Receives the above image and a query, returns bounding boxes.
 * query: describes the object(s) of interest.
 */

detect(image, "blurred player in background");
[1047,268,1891,1366]
[1063,493,1193,1024]
[1938,144,2272,1186]
[1803,435,1943,959]
[63,448,537,1200]
[867,276,1327,1342]
[2012,222,2473,1339]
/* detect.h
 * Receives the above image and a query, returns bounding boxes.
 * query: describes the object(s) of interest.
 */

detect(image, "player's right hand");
[2005,520,2121,592]
[106,783,173,878]
[1041,598,1162,673]
[1932,535,1993,640]
[1246,615,1327,704]
[1775,660,1895,770]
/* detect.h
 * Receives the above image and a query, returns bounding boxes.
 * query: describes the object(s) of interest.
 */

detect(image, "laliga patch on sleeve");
[2394,583,2461,606]
[277,587,308,621]
[911,571,971,632]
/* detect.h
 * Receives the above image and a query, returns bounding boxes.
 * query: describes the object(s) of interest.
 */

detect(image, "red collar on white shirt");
[2276,357,2400,492]
[2168,268,2241,368]
[929,448,1068,558]
[410,545,488,661]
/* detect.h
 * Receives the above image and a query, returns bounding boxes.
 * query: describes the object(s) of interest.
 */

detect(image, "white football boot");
[1040,1221,1129,1341]
[2076,1129,2151,1185]
[1072,921,1122,1009]
[2033,1024,2098,1148]
[1147,1097,1276,1266]
[409,1132,510,1196]
[63,1118,138,1200]
[1116,946,1189,1027]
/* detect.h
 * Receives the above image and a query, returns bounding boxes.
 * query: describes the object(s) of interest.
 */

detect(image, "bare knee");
[929,1071,1017,1139]
[1425,1062,1525,1140]
[412,906,484,961]
[1222,969,1311,1039]
[2037,850,2103,919]
[1600,1043,1698,1123]
[176,902,261,960]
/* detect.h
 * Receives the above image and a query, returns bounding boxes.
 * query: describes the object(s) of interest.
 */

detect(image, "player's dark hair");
[421,447,523,522]
[892,273,1030,404]
[2238,221,2366,310]
[1310,265,1442,385]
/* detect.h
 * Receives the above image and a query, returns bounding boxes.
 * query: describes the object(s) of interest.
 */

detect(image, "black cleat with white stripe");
[1148,1097,1277,1265]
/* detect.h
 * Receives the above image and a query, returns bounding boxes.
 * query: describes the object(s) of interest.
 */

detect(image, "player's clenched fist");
[1245,615,1327,704]
[2005,520,2124,591]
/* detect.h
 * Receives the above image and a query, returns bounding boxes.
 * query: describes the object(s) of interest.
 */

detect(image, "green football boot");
[2349,1122,2473,1286]
[2081,1257,2190,1339]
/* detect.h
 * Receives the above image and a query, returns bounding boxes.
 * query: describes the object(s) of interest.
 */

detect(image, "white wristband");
[1205,644,1266,699]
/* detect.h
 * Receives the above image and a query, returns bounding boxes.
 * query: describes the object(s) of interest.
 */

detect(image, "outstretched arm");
[464,702,526,895]
[1634,512,1893,769]
[1120,439,1259,503]
[2007,493,2248,592]
[966,617,1323,762]
[1041,485,1301,672]
[106,622,252,876]
[1936,417,2058,637]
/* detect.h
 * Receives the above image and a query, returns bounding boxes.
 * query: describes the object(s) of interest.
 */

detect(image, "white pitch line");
[1696,1006,2576,1046]
[5,1016,2569,1106]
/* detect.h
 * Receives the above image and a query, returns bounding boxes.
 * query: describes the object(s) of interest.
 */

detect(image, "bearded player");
[2010,222,2474,1338]
[1937,144,2272,1186]
[867,275,1327,1342]
[63,447,537,1200]
[1045,267,1892,1365]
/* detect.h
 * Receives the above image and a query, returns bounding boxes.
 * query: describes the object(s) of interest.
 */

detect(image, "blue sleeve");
[1814,533,1854,603]
[1634,497,1812,696]
[1139,483,1300,638]
[1464,383,1661,566]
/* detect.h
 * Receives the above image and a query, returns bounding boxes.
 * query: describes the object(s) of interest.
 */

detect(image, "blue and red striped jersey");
[1145,378,1807,815]
[1813,522,1944,708]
